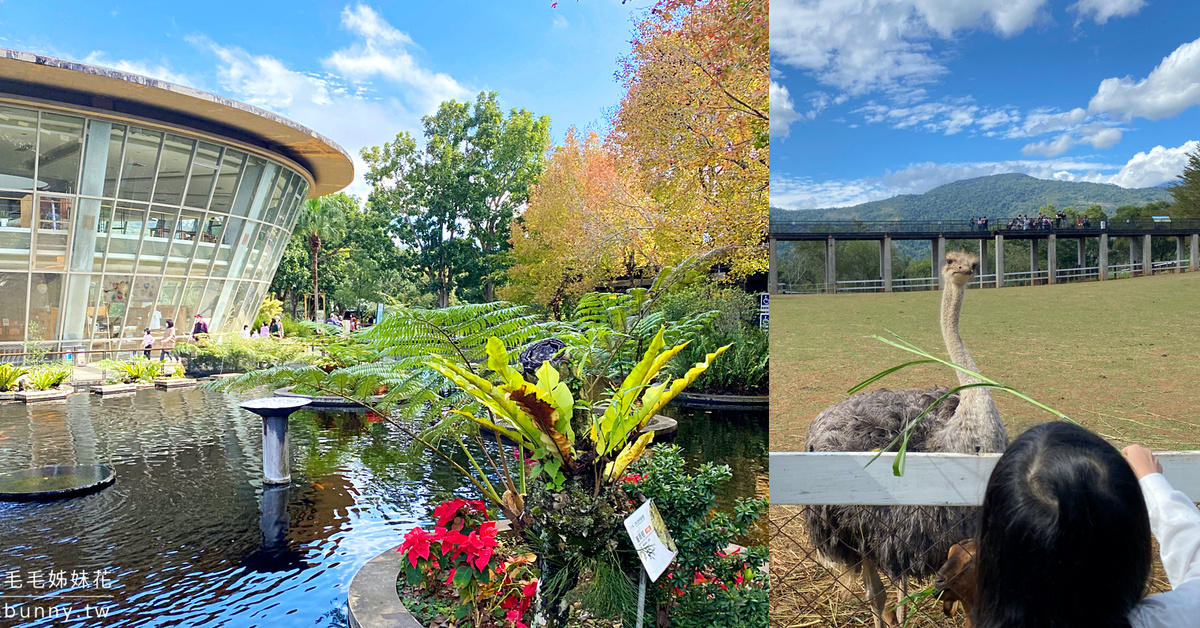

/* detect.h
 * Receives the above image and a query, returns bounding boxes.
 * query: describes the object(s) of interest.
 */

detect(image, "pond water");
[0,389,765,627]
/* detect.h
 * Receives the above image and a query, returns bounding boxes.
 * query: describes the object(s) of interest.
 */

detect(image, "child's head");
[144,328,150,335]
[976,422,1151,628]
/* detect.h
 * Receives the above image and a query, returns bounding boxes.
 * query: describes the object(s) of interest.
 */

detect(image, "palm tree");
[294,195,348,319]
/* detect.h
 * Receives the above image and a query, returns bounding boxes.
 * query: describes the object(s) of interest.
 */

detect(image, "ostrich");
[804,250,1007,628]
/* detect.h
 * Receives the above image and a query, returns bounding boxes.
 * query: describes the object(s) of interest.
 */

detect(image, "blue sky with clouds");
[770,0,1200,210]
[0,1,644,197]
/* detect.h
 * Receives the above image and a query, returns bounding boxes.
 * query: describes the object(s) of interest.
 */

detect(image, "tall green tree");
[1170,146,1200,218]
[294,194,351,317]
[362,91,550,307]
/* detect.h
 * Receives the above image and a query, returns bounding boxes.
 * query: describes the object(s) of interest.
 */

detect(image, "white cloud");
[552,14,569,29]
[1021,133,1075,157]
[323,3,471,111]
[80,51,197,87]
[1108,141,1200,188]
[1069,0,1146,25]
[769,80,802,137]
[770,0,1048,97]
[1089,37,1200,121]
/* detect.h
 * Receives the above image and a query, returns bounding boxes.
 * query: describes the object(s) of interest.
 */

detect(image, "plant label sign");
[624,499,677,582]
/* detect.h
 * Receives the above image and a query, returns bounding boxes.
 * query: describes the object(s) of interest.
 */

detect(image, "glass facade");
[0,103,309,354]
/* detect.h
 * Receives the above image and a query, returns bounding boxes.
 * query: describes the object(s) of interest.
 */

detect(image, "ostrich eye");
[945,259,952,265]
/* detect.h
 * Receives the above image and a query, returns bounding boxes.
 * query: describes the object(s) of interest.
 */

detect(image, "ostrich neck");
[938,279,1007,452]
[940,281,979,386]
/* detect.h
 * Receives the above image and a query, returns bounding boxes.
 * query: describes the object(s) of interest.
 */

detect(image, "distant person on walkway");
[970,217,978,231]
[259,322,269,337]
[250,328,260,338]
[191,314,208,338]
[241,324,251,339]
[160,320,176,361]
[142,328,154,359]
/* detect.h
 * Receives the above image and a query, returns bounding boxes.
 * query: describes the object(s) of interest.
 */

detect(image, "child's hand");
[1122,445,1162,480]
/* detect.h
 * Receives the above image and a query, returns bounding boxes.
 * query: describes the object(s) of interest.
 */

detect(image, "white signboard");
[623,499,677,582]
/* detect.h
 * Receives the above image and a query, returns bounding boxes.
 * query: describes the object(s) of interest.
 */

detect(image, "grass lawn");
[770,271,1200,452]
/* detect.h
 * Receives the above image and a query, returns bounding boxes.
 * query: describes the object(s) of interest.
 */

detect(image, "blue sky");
[0,1,645,197]
[770,0,1200,210]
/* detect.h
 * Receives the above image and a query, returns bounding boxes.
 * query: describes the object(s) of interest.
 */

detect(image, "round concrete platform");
[0,465,115,501]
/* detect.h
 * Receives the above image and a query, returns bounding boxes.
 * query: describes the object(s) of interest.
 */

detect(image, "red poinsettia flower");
[398,526,433,568]
[734,571,745,585]
[445,567,457,586]
[716,546,741,558]
[522,580,538,597]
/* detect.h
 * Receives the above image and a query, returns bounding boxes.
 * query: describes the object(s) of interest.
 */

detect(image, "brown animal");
[934,539,978,625]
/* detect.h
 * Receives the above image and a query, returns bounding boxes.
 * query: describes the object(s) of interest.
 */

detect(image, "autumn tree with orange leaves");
[507,0,767,309]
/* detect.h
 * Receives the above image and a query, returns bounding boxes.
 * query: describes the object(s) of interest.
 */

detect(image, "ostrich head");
[941,251,979,286]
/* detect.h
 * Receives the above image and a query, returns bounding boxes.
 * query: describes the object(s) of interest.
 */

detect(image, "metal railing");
[770,218,1200,236]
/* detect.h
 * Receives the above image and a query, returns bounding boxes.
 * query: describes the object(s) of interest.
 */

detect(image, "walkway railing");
[770,217,1200,236]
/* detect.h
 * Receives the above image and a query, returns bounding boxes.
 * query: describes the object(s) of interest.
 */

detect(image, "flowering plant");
[398,499,538,627]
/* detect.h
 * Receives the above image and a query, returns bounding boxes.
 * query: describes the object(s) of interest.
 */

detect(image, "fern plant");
[27,364,72,391]
[108,358,164,383]
[0,363,29,392]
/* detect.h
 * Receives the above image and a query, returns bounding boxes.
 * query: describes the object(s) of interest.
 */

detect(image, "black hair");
[166,320,173,328]
[975,422,1151,628]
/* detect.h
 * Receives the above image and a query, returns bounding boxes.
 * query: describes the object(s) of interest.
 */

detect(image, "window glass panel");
[226,281,251,333]
[0,273,28,342]
[73,275,103,341]
[0,191,33,270]
[28,273,64,342]
[106,202,147,273]
[209,148,244,214]
[38,113,85,194]
[0,105,38,190]
[253,226,283,281]
[123,276,163,336]
[262,169,291,225]
[242,227,268,280]
[175,279,207,331]
[157,279,183,327]
[73,200,113,273]
[153,134,194,206]
[98,275,133,339]
[184,142,220,209]
[98,122,126,198]
[283,181,309,228]
[192,213,224,274]
[167,209,203,275]
[198,280,224,332]
[212,216,245,278]
[139,207,176,274]
[118,127,162,202]
[230,156,265,218]
[246,162,278,222]
[32,196,72,270]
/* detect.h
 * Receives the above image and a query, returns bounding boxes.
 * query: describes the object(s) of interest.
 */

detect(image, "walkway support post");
[768,237,778,294]
[1099,234,1109,281]
[994,235,1005,288]
[1178,237,1185,273]
[1192,234,1198,272]
[935,236,946,290]
[882,237,892,292]
[1131,236,1140,276]
[1077,238,1085,270]
[1047,234,1057,284]
[1031,238,1040,284]
[1143,234,1153,276]
[979,238,989,279]
[826,236,836,294]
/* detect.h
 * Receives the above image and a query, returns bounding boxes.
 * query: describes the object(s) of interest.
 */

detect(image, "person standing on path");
[160,320,176,361]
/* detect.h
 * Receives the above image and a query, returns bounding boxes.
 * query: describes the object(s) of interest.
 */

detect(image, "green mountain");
[771,173,1173,222]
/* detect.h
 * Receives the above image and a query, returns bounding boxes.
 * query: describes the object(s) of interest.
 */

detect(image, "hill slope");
[772,173,1172,222]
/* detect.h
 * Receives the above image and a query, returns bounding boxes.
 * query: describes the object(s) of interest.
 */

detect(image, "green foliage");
[175,338,314,375]
[361,91,551,307]
[671,324,768,395]
[0,363,29,392]
[623,445,767,627]
[1169,145,1200,218]
[27,363,72,391]
[103,358,165,383]
[771,173,1172,221]
[254,294,283,329]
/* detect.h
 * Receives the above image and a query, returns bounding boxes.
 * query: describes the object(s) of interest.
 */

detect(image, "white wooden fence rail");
[769,451,1200,506]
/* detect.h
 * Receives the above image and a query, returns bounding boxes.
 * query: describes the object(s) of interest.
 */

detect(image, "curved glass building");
[0,49,353,358]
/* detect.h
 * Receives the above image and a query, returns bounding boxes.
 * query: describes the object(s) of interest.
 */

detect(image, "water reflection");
[0,391,765,626]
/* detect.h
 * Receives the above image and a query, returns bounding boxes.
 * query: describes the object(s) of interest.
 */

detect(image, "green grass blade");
[848,360,938,394]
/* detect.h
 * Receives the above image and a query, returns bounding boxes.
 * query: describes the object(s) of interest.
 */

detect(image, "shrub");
[175,338,313,375]
[622,445,767,628]
[254,294,283,329]
[27,364,73,391]
[669,324,768,395]
[0,363,29,392]
[94,358,170,384]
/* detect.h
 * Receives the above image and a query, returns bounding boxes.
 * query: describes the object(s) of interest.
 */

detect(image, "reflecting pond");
[0,389,765,626]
